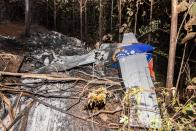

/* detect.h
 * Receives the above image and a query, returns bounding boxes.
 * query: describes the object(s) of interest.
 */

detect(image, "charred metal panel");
[25,82,110,131]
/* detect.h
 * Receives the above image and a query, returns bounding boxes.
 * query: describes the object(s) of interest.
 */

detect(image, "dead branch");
[76,70,118,83]
[0,86,84,100]
[87,107,122,119]
[15,92,23,114]
[0,71,120,86]
[0,93,15,122]
[0,119,7,131]
[7,100,34,130]
[18,105,30,131]
[65,80,93,111]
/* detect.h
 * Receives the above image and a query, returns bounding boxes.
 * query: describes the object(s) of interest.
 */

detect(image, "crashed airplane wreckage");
[115,33,161,128]
[0,32,161,130]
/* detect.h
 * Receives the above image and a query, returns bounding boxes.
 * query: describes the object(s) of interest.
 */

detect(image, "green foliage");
[139,20,161,35]
[119,114,129,125]
[119,87,195,130]
[189,2,196,17]
[191,77,196,84]
[122,87,143,106]
[158,90,195,130]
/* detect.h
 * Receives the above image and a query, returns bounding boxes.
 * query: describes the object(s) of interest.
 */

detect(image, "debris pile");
[19,31,114,74]
[0,32,162,130]
[24,31,87,56]
[0,31,123,131]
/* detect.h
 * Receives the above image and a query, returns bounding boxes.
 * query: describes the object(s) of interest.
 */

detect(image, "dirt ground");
[0,22,25,38]
[0,22,49,38]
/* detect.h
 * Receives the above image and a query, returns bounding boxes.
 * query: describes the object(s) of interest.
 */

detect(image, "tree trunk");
[110,0,113,32]
[148,0,154,42]
[166,0,178,98]
[25,0,30,36]
[150,0,153,27]
[53,0,57,30]
[46,0,49,27]
[134,0,138,34]
[84,1,87,41]
[72,0,75,35]
[99,0,103,43]
[79,0,83,42]
[118,0,121,42]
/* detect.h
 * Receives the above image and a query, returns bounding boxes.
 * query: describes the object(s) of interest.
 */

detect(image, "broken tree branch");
[0,71,120,86]
[7,100,34,130]
[0,86,84,100]
[0,119,7,131]
[87,107,122,119]
[65,80,95,111]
